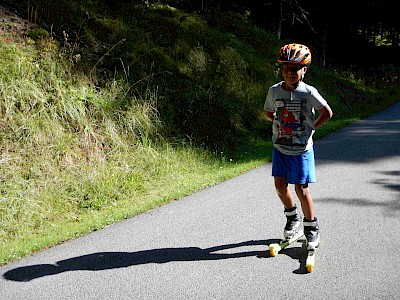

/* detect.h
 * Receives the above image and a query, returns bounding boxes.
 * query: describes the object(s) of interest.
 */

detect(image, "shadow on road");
[315,120,400,164]
[3,239,310,281]
[374,171,400,193]
[316,170,400,216]
[315,102,400,164]
[318,197,400,217]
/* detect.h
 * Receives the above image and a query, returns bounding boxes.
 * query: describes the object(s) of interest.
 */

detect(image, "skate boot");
[303,217,320,250]
[283,206,301,240]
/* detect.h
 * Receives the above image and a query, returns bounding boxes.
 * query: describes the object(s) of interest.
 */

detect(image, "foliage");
[27,0,280,149]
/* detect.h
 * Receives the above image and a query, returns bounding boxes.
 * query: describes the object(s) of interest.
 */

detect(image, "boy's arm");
[266,111,275,122]
[315,104,333,129]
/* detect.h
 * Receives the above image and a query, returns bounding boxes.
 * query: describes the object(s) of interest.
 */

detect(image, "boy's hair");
[278,43,311,66]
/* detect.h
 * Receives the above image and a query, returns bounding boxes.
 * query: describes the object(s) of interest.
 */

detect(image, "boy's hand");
[315,105,333,129]
[266,111,276,122]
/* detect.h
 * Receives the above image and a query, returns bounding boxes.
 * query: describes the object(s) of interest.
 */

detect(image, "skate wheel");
[306,250,315,273]
[307,264,314,273]
[269,244,281,257]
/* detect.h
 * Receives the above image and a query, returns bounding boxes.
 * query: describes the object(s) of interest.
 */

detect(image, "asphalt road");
[1,102,400,300]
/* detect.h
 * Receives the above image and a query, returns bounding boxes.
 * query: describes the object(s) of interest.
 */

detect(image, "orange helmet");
[278,43,311,66]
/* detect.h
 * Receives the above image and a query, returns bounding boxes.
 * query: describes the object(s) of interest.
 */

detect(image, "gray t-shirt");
[264,81,327,155]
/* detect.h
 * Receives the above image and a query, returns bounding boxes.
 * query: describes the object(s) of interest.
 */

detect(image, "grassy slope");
[0,2,399,265]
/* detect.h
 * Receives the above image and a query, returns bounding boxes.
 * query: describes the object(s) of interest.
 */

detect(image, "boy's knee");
[274,177,288,188]
[275,182,289,195]
[295,183,309,192]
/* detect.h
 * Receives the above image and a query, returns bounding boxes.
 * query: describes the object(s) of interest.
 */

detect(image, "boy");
[264,43,333,250]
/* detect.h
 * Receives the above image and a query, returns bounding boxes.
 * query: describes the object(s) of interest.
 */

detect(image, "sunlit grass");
[0,33,267,265]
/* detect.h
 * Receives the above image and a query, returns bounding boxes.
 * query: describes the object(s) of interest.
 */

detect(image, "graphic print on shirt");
[275,99,307,147]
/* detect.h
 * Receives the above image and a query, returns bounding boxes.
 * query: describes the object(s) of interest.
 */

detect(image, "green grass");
[1,139,265,264]
[0,1,399,265]
[0,34,269,264]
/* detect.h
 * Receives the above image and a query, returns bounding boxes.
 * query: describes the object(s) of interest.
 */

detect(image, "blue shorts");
[272,147,316,184]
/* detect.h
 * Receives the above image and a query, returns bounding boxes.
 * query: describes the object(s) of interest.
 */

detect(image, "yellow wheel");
[269,244,280,257]
[306,250,315,273]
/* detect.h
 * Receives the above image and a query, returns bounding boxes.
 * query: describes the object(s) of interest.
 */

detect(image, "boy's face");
[282,62,307,85]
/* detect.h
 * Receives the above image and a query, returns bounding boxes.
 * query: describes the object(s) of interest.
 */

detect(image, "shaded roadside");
[315,101,400,164]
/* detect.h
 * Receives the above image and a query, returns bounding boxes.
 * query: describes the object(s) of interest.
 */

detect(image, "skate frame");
[268,230,316,272]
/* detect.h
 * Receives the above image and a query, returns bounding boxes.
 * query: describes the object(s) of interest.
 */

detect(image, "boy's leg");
[275,177,301,239]
[295,183,320,249]
[274,176,295,209]
[294,183,314,220]
[272,149,294,209]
